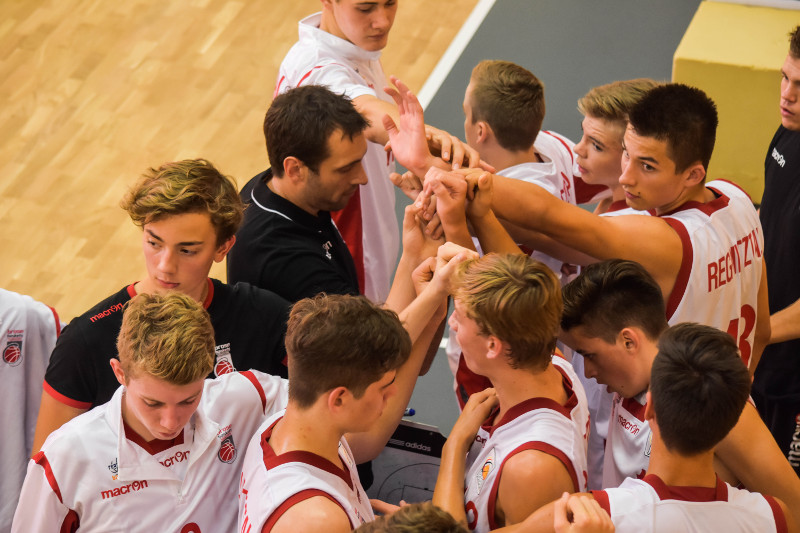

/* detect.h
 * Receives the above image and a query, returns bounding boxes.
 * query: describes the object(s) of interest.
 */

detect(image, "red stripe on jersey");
[331,188,365,294]
[486,441,580,529]
[202,278,214,309]
[715,179,753,202]
[60,510,80,533]
[42,381,92,410]
[262,489,351,533]
[643,473,727,502]
[241,370,267,413]
[48,306,61,337]
[573,176,610,205]
[274,76,286,99]
[621,396,647,422]
[660,189,730,218]
[296,66,325,87]
[126,283,138,298]
[122,420,184,454]
[590,490,611,513]
[543,131,574,166]
[764,494,789,533]
[34,451,64,502]
[661,217,692,321]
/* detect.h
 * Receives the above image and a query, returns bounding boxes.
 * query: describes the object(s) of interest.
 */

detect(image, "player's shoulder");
[270,494,352,533]
[41,403,111,454]
[203,371,288,411]
[216,279,290,313]
[70,285,133,328]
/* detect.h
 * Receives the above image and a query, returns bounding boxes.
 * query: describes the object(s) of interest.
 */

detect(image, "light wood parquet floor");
[0,0,478,320]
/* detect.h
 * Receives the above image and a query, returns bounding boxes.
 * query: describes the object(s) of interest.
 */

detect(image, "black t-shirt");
[227,169,360,303]
[44,278,291,409]
[754,125,800,396]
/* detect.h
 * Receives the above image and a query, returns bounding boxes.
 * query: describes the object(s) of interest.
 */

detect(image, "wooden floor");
[0,0,478,321]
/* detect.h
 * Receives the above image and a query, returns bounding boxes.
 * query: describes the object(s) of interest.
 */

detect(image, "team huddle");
[7,1,800,532]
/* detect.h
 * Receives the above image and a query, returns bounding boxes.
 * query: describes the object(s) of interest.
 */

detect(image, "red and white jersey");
[463,357,589,532]
[570,355,613,491]
[593,474,788,532]
[275,13,397,304]
[602,391,650,489]
[1,289,60,533]
[12,371,288,533]
[238,411,373,532]
[660,180,763,367]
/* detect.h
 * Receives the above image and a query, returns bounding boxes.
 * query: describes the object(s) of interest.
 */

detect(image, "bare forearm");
[471,211,524,255]
[770,297,800,344]
[432,438,470,525]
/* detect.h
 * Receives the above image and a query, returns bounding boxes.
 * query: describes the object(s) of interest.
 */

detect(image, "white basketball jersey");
[0,290,60,533]
[463,357,589,532]
[602,391,651,489]
[595,474,787,532]
[238,411,373,532]
[661,180,763,367]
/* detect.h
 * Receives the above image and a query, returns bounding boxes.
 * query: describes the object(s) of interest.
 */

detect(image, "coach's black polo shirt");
[228,169,360,303]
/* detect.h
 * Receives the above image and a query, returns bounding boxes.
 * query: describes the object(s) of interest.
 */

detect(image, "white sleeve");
[12,454,77,533]
[238,370,289,417]
[282,60,377,101]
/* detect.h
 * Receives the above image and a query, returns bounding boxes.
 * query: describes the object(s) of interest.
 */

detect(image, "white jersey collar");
[299,12,383,63]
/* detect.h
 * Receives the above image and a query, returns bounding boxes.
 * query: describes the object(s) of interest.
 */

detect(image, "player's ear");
[327,386,349,412]
[476,121,491,144]
[618,327,639,353]
[644,391,655,422]
[485,335,505,360]
[213,235,236,262]
[110,358,127,387]
[683,162,706,187]
[283,157,306,183]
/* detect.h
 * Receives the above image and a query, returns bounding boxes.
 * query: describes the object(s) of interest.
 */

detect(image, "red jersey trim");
[661,217,692,320]
[543,131,574,166]
[49,306,61,337]
[489,363,579,435]
[42,381,92,410]
[126,283,138,298]
[606,200,630,213]
[455,352,493,410]
[764,494,789,533]
[260,418,355,490]
[123,420,185,455]
[660,188,730,217]
[262,489,350,533]
[241,370,267,413]
[620,396,647,422]
[33,451,64,502]
[643,473,727,502]
[590,490,611,514]
[202,278,214,309]
[486,441,580,529]
[574,176,610,205]
[331,188,365,294]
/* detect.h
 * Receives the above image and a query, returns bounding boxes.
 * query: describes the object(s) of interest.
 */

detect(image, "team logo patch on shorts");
[218,434,237,464]
[3,329,23,366]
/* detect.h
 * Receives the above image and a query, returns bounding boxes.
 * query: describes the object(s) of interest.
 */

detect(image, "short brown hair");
[562,259,667,344]
[120,159,243,245]
[453,254,561,371]
[790,25,800,59]
[355,502,468,533]
[285,294,411,407]
[652,323,750,455]
[469,60,545,152]
[627,84,718,173]
[577,78,661,127]
[116,292,214,384]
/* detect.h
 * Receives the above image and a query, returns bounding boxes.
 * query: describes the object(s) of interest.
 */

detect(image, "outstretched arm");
[769,295,800,345]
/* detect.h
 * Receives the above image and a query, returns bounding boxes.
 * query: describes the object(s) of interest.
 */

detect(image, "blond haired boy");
[14,292,288,532]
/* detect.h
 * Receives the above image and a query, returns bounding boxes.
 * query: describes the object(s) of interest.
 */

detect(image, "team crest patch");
[214,343,235,376]
[3,329,24,366]
[474,449,495,494]
[218,434,237,463]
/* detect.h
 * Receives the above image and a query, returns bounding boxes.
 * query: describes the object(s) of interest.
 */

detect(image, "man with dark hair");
[238,246,465,533]
[753,24,800,478]
[556,259,800,512]
[504,323,796,532]
[425,83,769,377]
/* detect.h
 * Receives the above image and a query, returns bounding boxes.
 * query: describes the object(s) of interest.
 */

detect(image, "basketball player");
[273,0,479,303]
[558,259,800,513]
[32,159,291,456]
[14,292,289,532]
[431,252,589,532]
[424,83,769,376]
[0,290,60,533]
[499,324,796,533]
[238,247,465,533]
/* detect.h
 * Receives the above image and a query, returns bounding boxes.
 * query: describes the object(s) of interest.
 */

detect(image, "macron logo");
[772,147,786,168]
[100,480,148,500]
[618,414,640,436]
[89,303,125,323]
